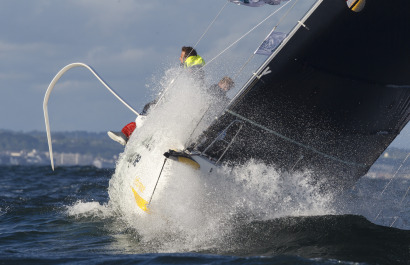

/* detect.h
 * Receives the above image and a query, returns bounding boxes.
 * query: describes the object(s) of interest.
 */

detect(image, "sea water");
[1,69,409,264]
[1,166,409,264]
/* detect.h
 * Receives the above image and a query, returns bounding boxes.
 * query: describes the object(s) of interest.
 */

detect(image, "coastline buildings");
[0,131,122,168]
[0,149,117,168]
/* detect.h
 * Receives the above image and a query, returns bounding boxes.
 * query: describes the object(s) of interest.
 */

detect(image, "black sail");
[195,0,410,189]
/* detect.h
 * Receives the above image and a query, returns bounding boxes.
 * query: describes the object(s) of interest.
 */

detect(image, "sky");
[0,0,409,148]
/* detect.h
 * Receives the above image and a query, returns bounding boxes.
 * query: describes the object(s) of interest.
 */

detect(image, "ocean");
[0,165,409,265]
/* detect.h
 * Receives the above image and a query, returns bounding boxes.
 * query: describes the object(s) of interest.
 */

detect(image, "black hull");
[196,0,410,188]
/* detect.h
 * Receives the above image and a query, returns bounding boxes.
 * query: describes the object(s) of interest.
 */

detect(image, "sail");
[194,0,410,189]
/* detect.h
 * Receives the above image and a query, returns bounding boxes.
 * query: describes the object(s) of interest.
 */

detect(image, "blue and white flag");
[255,31,287,55]
[229,0,288,7]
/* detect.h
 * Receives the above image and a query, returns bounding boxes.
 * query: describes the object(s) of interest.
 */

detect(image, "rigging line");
[291,155,304,171]
[380,153,410,196]
[376,152,409,226]
[193,1,229,49]
[256,0,299,45]
[183,0,229,62]
[233,54,255,80]
[232,0,299,81]
[276,0,300,29]
[203,0,293,68]
[226,109,367,167]
[401,185,410,203]
[149,158,168,205]
[216,123,243,164]
[185,105,212,148]
[390,217,398,227]
[375,209,383,220]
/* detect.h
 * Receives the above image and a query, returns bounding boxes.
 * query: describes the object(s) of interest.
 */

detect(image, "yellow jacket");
[184,55,205,68]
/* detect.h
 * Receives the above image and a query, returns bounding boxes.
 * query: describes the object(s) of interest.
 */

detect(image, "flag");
[255,31,287,55]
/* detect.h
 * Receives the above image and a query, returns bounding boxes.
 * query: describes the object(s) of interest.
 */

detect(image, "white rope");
[375,209,383,220]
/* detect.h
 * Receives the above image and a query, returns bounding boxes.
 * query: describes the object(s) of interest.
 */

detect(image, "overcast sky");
[1,0,409,148]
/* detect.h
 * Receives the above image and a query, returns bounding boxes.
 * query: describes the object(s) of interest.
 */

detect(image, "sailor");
[179,46,205,80]
[208,76,234,104]
[107,46,206,146]
[202,76,235,124]
[185,76,235,152]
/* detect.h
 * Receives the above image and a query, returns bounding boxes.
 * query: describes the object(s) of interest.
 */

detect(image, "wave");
[209,214,410,264]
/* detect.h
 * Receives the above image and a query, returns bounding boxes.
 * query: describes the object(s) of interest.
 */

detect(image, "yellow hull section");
[131,186,149,212]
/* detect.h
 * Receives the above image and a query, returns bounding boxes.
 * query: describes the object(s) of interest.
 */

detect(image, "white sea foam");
[66,200,112,219]
[92,67,337,251]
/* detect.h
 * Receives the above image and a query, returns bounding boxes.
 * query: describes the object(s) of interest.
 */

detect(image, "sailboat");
[44,0,410,215]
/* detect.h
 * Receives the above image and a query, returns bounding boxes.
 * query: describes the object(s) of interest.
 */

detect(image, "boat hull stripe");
[131,187,149,212]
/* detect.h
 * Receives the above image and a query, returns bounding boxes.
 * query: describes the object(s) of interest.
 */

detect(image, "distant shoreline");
[1,130,409,176]
[0,130,123,168]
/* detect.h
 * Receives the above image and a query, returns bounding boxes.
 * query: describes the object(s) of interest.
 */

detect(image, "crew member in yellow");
[179,46,205,68]
[179,46,205,80]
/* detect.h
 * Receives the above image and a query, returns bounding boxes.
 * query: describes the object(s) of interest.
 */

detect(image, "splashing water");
[66,68,336,252]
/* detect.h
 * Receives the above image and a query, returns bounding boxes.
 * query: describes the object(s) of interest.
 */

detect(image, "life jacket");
[184,55,205,68]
